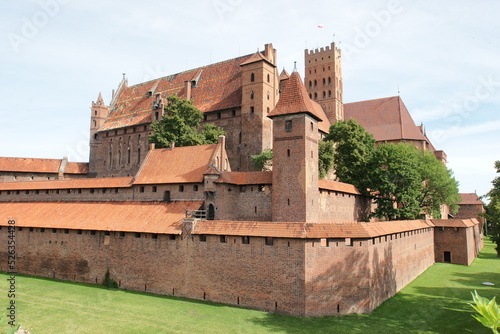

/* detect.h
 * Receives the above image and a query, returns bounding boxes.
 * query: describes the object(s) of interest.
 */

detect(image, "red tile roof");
[133,145,218,184]
[459,193,484,205]
[100,54,256,131]
[65,162,89,174]
[318,179,361,195]
[0,201,203,234]
[193,219,433,238]
[431,218,479,228]
[268,72,331,132]
[216,171,272,185]
[344,96,429,143]
[0,177,133,191]
[0,157,88,175]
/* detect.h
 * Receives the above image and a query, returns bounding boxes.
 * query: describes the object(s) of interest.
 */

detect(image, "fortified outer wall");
[0,223,437,317]
[318,190,371,222]
[0,183,204,202]
[214,183,273,221]
[434,223,483,266]
[304,228,435,316]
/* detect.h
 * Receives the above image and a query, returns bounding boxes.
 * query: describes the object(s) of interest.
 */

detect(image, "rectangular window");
[169,234,176,240]
[242,236,250,244]
[77,230,83,235]
[135,232,141,238]
[320,238,329,247]
[179,185,184,192]
[199,235,207,242]
[40,228,45,233]
[52,228,57,234]
[18,227,23,232]
[193,185,198,192]
[285,120,292,132]
[265,237,274,246]
[119,231,125,237]
[152,233,158,239]
[64,229,70,234]
[140,186,145,193]
[220,235,227,243]
[152,186,157,193]
[90,230,96,235]
[29,227,34,232]
[104,231,110,236]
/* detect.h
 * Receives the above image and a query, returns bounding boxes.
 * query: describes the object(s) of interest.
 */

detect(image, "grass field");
[1,241,498,333]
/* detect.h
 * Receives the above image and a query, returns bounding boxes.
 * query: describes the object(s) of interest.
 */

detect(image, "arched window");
[250,91,254,99]
[309,81,312,88]
[92,120,97,127]
[250,73,255,82]
[314,80,317,87]
[267,74,270,82]
[137,148,141,164]
[314,92,318,100]
[127,148,131,164]
[208,204,215,220]
[267,91,270,100]
[238,132,242,144]
[328,90,332,97]
[328,77,332,85]
[322,78,326,86]
[117,150,121,166]
[323,91,326,98]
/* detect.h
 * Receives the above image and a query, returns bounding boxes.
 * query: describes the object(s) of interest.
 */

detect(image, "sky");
[0,0,498,198]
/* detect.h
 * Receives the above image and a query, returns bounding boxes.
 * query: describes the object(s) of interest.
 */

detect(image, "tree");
[417,150,460,218]
[318,140,335,179]
[324,119,375,194]
[369,143,423,220]
[484,160,500,256]
[251,148,273,171]
[149,95,225,148]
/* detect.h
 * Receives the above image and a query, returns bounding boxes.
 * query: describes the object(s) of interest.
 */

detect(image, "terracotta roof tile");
[193,220,433,238]
[459,193,484,205]
[318,179,360,195]
[240,52,273,66]
[0,201,203,234]
[431,218,479,228]
[344,96,428,143]
[216,171,272,185]
[0,177,133,191]
[133,145,218,184]
[268,72,328,123]
[0,157,61,173]
[100,54,255,131]
[65,162,89,174]
[279,69,290,81]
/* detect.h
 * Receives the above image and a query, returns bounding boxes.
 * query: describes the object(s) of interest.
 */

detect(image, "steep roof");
[217,171,272,185]
[0,201,202,234]
[100,54,255,131]
[193,219,433,238]
[459,193,484,205]
[0,177,132,191]
[344,96,429,143]
[133,144,218,184]
[318,179,361,195]
[268,72,330,131]
[65,162,89,174]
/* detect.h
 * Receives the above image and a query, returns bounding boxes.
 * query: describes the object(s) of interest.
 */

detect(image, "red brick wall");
[214,183,272,221]
[0,224,438,317]
[318,189,371,222]
[434,227,474,265]
[304,228,435,316]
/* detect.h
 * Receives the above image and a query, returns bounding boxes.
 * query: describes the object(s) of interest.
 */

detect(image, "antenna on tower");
[122,73,126,80]
[397,83,400,96]
[293,61,297,73]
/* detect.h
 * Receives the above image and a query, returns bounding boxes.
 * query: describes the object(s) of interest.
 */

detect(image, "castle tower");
[304,42,343,124]
[88,93,109,177]
[268,71,322,222]
[239,43,279,171]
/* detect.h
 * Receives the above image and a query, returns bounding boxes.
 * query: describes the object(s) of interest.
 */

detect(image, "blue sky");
[0,0,498,197]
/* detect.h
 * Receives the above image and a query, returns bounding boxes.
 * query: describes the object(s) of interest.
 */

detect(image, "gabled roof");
[65,162,89,174]
[133,144,218,184]
[216,171,272,185]
[0,201,203,234]
[344,96,429,143]
[193,219,433,238]
[431,218,479,228]
[459,193,484,205]
[0,177,132,191]
[100,54,256,131]
[279,68,290,81]
[268,72,329,124]
[240,52,274,67]
[0,157,88,175]
[318,179,361,195]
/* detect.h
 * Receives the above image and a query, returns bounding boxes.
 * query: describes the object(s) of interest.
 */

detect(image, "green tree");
[369,143,423,220]
[318,140,335,179]
[417,150,461,218]
[484,160,500,256]
[251,148,273,171]
[324,119,375,194]
[149,95,225,148]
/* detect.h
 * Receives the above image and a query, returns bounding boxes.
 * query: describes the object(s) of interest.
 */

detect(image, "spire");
[268,72,324,121]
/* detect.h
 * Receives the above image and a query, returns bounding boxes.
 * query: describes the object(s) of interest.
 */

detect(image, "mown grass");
[0,241,498,333]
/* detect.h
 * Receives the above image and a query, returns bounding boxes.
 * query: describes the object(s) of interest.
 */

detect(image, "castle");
[0,43,483,317]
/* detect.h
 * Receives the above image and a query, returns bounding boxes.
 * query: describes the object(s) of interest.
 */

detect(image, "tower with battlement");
[304,42,344,124]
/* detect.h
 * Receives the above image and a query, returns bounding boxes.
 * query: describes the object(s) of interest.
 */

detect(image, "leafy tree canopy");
[484,160,500,256]
[149,95,225,148]
[251,148,273,171]
[324,119,375,194]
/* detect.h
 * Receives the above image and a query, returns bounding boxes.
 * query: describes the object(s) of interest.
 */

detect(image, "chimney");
[149,143,155,151]
[170,142,175,151]
[218,135,226,171]
[185,81,192,100]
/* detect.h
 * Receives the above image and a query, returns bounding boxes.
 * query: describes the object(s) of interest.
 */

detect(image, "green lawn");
[1,241,498,334]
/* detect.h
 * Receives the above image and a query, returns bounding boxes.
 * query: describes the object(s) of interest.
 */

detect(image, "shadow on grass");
[0,271,227,309]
